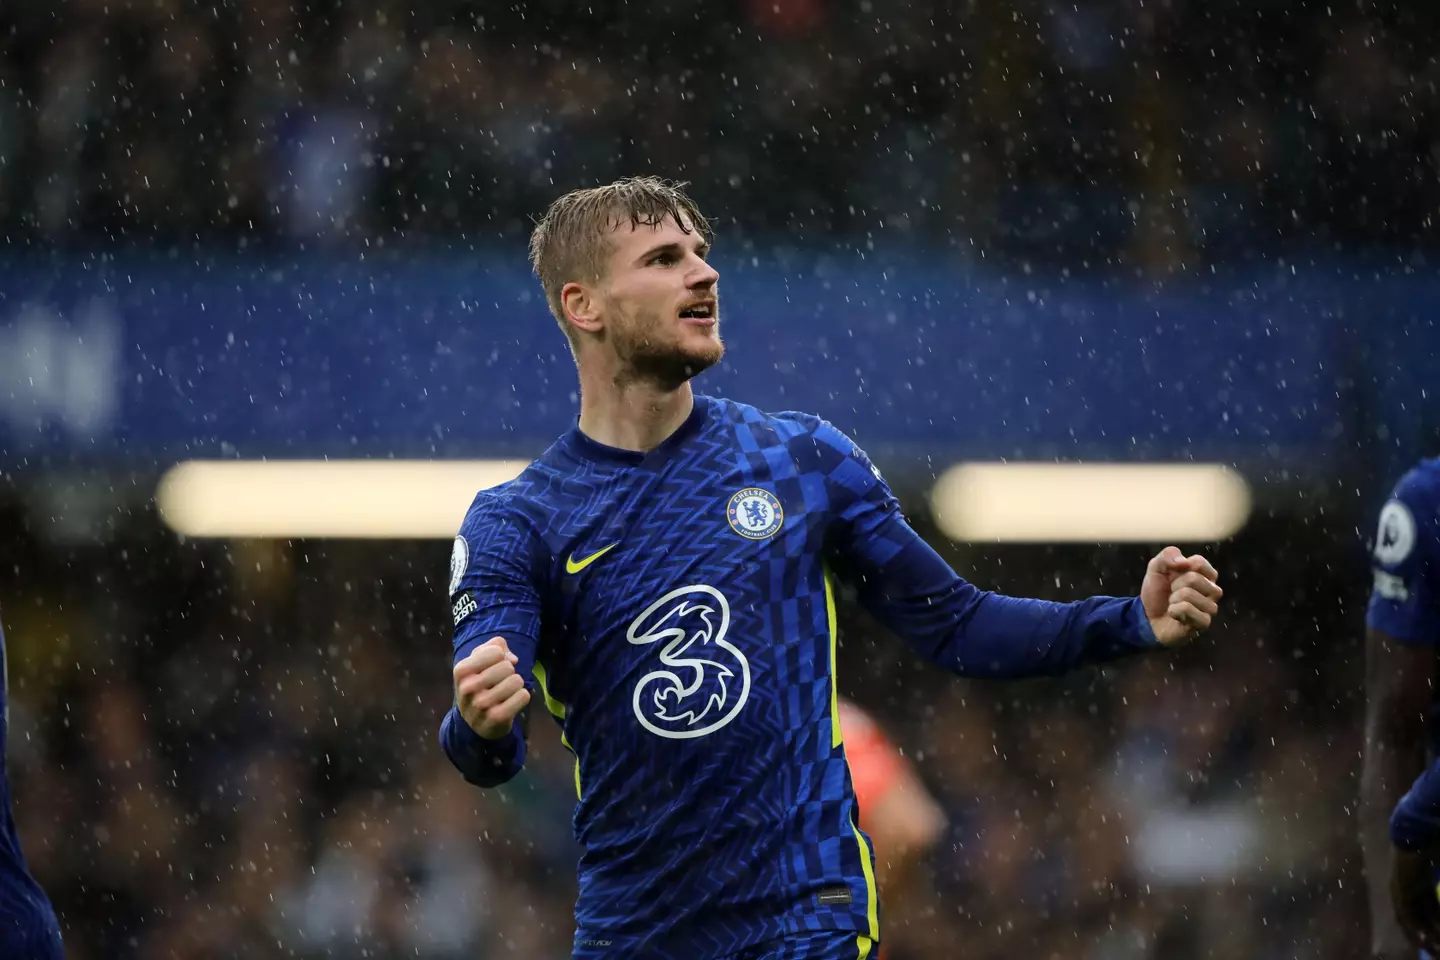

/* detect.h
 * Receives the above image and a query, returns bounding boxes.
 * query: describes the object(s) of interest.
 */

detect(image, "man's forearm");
[1362,720,1426,955]
[854,536,1161,678]
[1392,763,1440,851]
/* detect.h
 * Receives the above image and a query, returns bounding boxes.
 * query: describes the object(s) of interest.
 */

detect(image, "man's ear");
[562,282,603,336]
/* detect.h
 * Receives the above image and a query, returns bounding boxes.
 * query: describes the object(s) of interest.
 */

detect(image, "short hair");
[528,176,713,344]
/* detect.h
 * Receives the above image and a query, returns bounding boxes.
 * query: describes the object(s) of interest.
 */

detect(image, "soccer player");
[0,618,64,959]
[1362,457,1440,959]
[438,177,1224,960]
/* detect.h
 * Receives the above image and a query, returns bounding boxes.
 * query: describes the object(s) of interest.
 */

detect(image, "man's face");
[595,214,722,388]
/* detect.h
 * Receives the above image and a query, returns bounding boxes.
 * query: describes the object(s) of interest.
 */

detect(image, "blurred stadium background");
[0,1,1437,957]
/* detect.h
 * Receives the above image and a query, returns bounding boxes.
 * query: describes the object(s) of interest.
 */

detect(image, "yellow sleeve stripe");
[531,661,567,720]
[533,661,582,800]
[824,569,842,749]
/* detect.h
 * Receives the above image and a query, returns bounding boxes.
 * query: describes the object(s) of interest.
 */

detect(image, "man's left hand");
[1141,546,1223,646]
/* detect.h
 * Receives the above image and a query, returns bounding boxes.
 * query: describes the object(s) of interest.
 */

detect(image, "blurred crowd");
[841,515,1364,960]
[1,515,585,960]
[0,499,1368,959]
[0,2,1411,956]
[0,1,1435,265]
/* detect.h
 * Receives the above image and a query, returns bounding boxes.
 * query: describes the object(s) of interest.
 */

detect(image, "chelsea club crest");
[727,487,784,540]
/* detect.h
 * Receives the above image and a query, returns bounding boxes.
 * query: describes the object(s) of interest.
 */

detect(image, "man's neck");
[576,370,695,453]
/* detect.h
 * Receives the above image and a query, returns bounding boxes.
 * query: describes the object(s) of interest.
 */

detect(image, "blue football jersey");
[1368,457,1440,646]
[440,395,1160,959]
[0,621,63,959]
[1368,459,1440,854]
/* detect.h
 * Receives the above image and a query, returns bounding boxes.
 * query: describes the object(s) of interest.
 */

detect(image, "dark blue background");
[0,249,1433,481]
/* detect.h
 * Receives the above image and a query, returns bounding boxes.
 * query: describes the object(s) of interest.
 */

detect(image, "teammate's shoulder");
[1388,457,1440,507]
[1404,456,1440,488]
[1371,458,1440,571]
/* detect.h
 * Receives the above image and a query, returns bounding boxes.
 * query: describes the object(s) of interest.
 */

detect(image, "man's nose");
[688,258,719,289]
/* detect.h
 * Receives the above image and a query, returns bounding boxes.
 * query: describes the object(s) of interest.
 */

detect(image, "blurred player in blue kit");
[438,177,1224,960]
[0,619,63,959]
[1363,457,1440,959]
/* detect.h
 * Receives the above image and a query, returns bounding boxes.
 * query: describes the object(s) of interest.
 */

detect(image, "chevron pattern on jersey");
[451,397,883,960]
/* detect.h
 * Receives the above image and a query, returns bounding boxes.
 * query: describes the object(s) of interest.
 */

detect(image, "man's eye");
[652,254,675,266]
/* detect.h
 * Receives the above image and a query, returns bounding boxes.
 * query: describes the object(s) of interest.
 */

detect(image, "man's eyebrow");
[637,239,710,261]
[638,241,682,261]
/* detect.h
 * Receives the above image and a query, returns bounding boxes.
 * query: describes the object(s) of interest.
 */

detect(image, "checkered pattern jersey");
[440,394,1158,959]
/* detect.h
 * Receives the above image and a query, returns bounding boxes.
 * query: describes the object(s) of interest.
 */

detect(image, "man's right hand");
[454,636,531,739]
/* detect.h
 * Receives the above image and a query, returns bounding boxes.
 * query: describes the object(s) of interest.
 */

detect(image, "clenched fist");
[454,636,531,739]
[1141,546,1224,646]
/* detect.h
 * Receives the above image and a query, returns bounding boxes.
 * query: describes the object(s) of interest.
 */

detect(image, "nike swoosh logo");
[565,541,619,575]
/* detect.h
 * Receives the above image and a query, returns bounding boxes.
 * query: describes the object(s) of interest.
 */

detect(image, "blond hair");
[528,177,712,345]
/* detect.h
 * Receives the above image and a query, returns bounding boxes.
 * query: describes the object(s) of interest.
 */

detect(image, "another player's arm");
[866,773,945,886]
[1362,628,1434,958]
[1361,475,1440,957]
[815,424,1220,678]
[437,495,543,788]
[1387,752,1440,954]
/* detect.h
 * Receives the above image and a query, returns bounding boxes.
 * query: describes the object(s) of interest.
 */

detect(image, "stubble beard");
[611,308,724,391]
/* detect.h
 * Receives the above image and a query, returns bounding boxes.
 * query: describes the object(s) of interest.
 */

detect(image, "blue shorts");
[725,931,876,960]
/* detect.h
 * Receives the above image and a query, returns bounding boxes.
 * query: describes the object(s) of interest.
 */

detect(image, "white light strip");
[156,460,529,539]
[929,462,1251,544]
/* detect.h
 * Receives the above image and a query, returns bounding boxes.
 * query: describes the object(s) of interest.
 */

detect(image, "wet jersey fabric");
[1367,459,1440,851]
[440,395,1160,958]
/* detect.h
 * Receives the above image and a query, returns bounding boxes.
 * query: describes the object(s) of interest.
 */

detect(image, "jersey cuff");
[1131,597,1162,647]
[440,705,525,786]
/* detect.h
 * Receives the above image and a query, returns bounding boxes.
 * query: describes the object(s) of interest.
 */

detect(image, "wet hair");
[528,176,713,345]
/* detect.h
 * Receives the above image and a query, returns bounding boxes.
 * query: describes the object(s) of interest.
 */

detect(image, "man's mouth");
[678,301,717,322]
